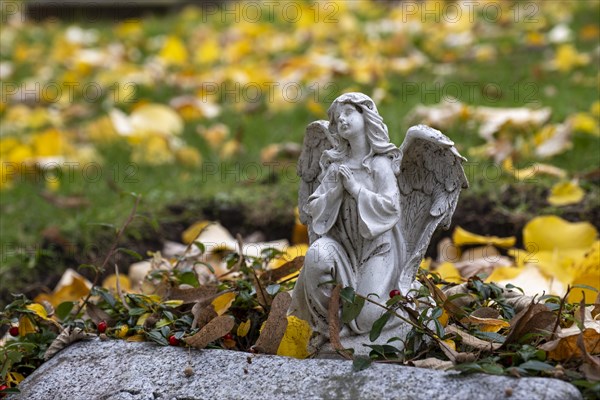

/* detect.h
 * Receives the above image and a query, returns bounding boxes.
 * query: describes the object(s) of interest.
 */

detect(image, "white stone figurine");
[289,92,468,354]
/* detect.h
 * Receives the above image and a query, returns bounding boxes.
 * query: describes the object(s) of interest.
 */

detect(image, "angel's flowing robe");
[289,155,407,336]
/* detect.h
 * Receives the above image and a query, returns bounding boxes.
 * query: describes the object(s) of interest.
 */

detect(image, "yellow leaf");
[453,226,516,249]
[102,274,131,293]
[485,265,524,283]
[26,303,49,320]
[460,315,510,333]
[175,146,202,167]
[434,262,462,284]
[524,216,597,253]
[438,309,449,327]
[571,112,600,136]
[159,36,188,66]
[6,371,25,385]
[502,158,567,181]
[553,44,590,72]
[116,325,129,338]
[195,37,220,65]
[198,123,230,150]
[211,292,236,316]
[130,103,184,136]
[182,220,212,244]
[136,313,151,327]
[442,339,456,352]
[568,242,600,303]
[237,319,251,338]
[162,300,184,308]
[18,315,36,336]
[277,316,312,359]
[34,273,91,307]
[269,244,308,269]
[547,181,586,206]
[126,334,146,342]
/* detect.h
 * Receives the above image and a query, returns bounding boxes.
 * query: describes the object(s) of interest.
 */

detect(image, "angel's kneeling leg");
[288,237,353,335]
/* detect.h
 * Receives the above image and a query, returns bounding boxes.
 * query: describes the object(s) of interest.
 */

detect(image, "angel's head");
[324,92,399,172]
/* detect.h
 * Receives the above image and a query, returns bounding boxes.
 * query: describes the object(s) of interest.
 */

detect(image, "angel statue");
[289,92,468,353]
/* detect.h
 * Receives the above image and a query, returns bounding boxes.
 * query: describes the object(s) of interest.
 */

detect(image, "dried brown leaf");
[191,303,217,330]
[184,315,235,349]
[253,292,292,354]
[470,307,500,319]
[327,284,351,359]
[436,338,477,364]
[441,283,476,308]
[260,256,304,284]
[44,327,95,360]
[169,285,219,304]
[446,324,502,351]
[541,328,600,361]
[411,357,454,370]
[423,275,467,319]
[86,303,115,327]
[252,271,271,309]
[504,302,553,346]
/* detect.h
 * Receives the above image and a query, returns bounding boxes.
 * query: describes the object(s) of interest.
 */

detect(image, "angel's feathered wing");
[297,120,334,243]
[397,124,468,289]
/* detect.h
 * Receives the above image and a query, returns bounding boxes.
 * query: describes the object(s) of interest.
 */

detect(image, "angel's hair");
[321,92,401,177]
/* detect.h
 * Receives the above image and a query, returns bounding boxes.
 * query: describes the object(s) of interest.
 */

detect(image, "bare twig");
[74,194,141,316]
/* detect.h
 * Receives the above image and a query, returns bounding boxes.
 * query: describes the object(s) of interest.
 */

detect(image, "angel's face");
[335,103,365,140]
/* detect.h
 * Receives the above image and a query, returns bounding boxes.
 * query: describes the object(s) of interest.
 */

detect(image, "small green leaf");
[519,360,555,372]
[146,330,169,346]
[341,296,365,324]
[370,312,392,342]
[117,248,143,261]
[55,301,75,321]
[352,356,372,372]
[193,241,206,254]
[340,287,356,303]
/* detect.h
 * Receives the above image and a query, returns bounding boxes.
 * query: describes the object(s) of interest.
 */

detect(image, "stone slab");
[10,339,582,400]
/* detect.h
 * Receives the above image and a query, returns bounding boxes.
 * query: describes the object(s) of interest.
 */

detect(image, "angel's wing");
[397,124,468,288]
[297,120,333,243]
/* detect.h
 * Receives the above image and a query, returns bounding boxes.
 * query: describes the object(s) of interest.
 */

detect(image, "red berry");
[97,321,107,333]
[0,384,8,391]
[168,335,179,346]
[222,333,234,341]
[8,326,19,337]
[389,289,401,298]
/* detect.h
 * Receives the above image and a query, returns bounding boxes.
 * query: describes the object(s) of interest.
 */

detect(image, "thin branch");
[74,194,141,316]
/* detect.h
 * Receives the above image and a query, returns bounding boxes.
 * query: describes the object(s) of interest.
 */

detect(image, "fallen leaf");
[446,324,502,351]
[411,358,454,370]
[460,316,509,333]
[453,227,516,249]
[182,220,213,245]
[547,181,585,206]
[184,315,235,349]
[168,285,219,304]
[277,315,312,359]
[191,303,217,330]
[237,319,251,338]
[261,256,304,284]
[211,292,236,316]
[44,327,95,360]
[253,291,292,355]
[504,303,556,345]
